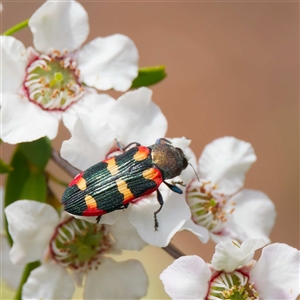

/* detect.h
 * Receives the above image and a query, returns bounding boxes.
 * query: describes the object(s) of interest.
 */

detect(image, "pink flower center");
[207,271,259,299]
[23,50,84,111]
[187,180,235,232]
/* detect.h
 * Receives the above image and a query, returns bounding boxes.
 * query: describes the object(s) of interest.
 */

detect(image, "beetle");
[61,138,188,230]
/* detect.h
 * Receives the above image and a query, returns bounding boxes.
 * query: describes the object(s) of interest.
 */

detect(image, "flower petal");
[199,137,256,195]
[160,255,211,299]
[211,238,267,272]
[109,210,147,251]
[29,0,89,53]
[22,263,75,300]
[78,34,138,92]
[0,36,28,93]
[84,258,148,299]
[61,90,105,131]
[181,219,210,244]
[129,185,191,247]
[61,115,115,171]
[251,243,300,299]
[4,200,59,264]
[72,210,121,225]
[1,94,60,144]
[228,189,276,243]
[0,235,24,290]
[61,93,117,169]
[108,87,167,146]
[62,88,167,169]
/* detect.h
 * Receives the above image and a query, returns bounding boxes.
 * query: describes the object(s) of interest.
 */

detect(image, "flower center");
[49,217,113,272]
[187,180,235,232]
[208,271,259,300]
[24,51,84,111]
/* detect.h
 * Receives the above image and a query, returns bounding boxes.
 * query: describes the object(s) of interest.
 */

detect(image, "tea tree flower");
[160,238,300,299]
[60,87,209,247]
[183,137,276,243]
[0,188,23,290]
[1,0,138,144]
[5,200,148,299]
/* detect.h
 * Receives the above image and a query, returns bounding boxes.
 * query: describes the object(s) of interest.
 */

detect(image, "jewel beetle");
[61,138,188,230]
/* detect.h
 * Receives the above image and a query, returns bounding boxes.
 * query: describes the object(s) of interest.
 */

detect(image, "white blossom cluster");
[1,1,299,299]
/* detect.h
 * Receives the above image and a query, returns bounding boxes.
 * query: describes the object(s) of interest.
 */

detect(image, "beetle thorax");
[151,144,188,180]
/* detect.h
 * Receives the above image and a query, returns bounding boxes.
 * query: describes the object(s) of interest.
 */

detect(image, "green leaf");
[5,150,30,208]
[20,172,47,202]
[0,159,13,173]
[19,137,51,171]
[131,66,167,88]
[4,149,30,246]
[4,143,49,246]
[14,261,40,300]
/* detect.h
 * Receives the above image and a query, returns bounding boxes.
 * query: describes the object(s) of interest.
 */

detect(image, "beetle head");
[150,142,188,180]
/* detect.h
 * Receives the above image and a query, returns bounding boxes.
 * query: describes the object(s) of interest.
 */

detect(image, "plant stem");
[50,148,185,259]
[46,171,69,187]
[14,261,40,300]
[162,243,184,259]
[3,19,29,36]
[51,149,80,177]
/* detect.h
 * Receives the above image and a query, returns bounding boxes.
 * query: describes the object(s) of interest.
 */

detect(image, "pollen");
[187,180,235,233]
[49,218,113,272]
[23,50,84,111]
[208,271,259,299]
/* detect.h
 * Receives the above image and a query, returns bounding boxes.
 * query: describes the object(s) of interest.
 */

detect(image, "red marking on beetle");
[82,207,107,216]
[69,172,84,187]
[131,168,164,202]
[142,167,163,186]
[133,146,150,161]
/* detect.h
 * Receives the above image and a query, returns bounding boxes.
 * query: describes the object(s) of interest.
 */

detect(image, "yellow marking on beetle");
[142,168,163,185]
[106,157,119,176]
[115,178,134,202]
[85,195,97,209]
[77,177,87,191]
[133,146,150,161]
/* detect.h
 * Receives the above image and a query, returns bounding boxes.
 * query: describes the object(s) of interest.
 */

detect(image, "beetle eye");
[175,148,188,170]
[176,147,184,155]
[182,157,188,169]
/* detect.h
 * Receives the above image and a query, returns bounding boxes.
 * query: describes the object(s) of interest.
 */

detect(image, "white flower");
[183,137,276,243]
[1,0,138,144]
[160,238,300,299]
[60,87,208,247]
[5,200,148,299]
[0,188,24,290]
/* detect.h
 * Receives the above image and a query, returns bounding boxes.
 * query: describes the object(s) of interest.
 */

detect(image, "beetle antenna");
[189,163,200,182]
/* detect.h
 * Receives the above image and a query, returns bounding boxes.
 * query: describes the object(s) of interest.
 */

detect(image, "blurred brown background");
[1,1,299,299]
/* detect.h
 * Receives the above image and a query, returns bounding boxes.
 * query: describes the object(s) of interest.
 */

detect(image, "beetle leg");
[115,139,141,152]
[154,189,164,231]
[123,203,129,209]
[164,181,183,194]
[96,216,101,224]
[171,180,186,187]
